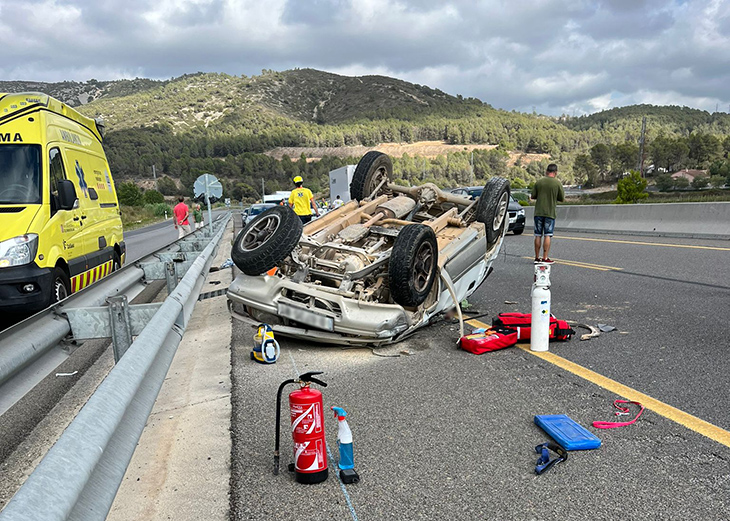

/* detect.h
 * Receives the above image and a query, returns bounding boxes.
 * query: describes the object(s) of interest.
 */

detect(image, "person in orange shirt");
[288,176,319,224]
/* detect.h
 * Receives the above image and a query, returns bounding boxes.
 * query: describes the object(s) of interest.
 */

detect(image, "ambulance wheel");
[350,151,393,201]
[112,252,121,272]
[231,206,302,276]
[52,268,70,303]
[389,224,438,307]
[476,177,510,249]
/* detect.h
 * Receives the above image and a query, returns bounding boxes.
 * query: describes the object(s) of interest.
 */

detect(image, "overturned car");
[227,151,510,345]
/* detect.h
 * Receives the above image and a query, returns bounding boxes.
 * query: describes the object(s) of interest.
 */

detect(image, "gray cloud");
[0,0,727,116]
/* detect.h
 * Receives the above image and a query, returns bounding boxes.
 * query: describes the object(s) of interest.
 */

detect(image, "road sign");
[194,174,222,234]
[194,174,223,200]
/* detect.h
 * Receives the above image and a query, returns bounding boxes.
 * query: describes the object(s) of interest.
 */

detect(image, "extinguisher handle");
[308,377,327,387]
[299,371,327,387]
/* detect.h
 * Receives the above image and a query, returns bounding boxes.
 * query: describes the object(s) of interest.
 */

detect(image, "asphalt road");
[229,231,730,521]
[489,231,730,430]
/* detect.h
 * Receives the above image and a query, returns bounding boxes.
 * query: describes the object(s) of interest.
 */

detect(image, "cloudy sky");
[1,0,728,116]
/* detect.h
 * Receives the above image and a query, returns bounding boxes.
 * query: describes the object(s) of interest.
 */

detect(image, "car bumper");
[227,273,413,345]
[0,262,53,312]
[508,213,525,232]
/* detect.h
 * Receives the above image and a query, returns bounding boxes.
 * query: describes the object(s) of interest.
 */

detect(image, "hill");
[2,69,729,199]
[559,104,730,135]
[0,78,167,107]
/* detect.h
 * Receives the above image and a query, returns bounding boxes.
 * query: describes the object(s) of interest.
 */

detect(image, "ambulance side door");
[59,147,97,258]
[47,146,85,273]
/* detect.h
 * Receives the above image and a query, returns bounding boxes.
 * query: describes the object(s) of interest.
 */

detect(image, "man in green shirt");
[531,164,565,263]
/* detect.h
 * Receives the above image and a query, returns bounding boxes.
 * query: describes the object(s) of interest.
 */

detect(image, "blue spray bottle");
[331,406,360,483]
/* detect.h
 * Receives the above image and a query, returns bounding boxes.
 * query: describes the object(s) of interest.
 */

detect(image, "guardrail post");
[165,261,177,294]
[107,296,133,362]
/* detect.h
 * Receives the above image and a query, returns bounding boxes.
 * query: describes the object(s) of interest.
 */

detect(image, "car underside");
[227,152,510,345]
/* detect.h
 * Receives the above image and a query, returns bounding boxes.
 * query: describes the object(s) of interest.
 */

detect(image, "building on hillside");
[329,165,356,203]
[671,169,706,182]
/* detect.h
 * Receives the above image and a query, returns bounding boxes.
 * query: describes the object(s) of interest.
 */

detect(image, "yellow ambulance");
[0,92,125,314]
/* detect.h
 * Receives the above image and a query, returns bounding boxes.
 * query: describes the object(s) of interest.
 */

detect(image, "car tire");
[231,206,302,276]
[476,177,510,249]
[51,267,70,303]
[513,227,524,235]
[112,252,121,272]
[350,151,393,201]
[389,224,438,307]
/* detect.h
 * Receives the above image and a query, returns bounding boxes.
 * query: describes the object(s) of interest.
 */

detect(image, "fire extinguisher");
[274,371,329,484]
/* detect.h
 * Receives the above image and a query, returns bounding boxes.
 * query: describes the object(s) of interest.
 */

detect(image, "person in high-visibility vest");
[288,175,319,223]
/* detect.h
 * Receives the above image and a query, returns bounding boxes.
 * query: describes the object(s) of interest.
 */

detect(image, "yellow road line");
[466,319,730,448]
[555,235,730,252]
[521,256,622,271]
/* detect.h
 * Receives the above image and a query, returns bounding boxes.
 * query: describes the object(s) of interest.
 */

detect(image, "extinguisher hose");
[274,379,296,475]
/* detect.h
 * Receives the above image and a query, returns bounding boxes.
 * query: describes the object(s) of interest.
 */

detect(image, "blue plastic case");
[534,414,601,450]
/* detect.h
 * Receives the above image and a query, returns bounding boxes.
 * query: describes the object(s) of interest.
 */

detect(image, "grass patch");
[120,205,169,230]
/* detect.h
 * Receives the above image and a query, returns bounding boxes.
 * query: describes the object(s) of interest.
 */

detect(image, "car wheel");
[389,224,438,307]
[52,267,71,303]
[476,177,510,249]
[513,227,524,235]
[350,151,393,201]
[112,252,121,272]
[231,206,302,275]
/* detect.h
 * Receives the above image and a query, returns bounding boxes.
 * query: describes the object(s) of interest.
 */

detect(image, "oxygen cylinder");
[530,263,551,352]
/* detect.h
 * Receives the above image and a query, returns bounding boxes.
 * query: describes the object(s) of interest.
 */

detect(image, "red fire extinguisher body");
[289,386,328,484]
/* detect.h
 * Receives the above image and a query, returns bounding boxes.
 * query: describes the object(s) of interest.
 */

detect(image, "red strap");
[592,400,644,429]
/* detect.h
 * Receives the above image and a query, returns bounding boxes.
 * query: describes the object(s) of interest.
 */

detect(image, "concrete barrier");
[524,202,730,240]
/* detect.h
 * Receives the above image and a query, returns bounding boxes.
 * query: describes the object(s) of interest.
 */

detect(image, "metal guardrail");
[0,214,231,521]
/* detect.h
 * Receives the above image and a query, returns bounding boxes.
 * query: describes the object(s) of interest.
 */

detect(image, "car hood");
[508,200,523,211]
[0,204,41,239]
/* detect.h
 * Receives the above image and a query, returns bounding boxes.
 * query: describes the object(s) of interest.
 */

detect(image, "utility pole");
[261,178,265,202]
[637,116,647,177]
[152,165,156,179]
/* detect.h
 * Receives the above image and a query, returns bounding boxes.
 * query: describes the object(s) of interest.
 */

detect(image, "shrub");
[615,171,648,204]
[691,176,709,189]
[655,174,675,192]
[142,189,165,204]
[512,192,529,203]
[674,177,690,189]
[117,182,143,206]
[510,177,527,189]
[157,176,178,196]
[709,175,726,188]
[146,203,172,217]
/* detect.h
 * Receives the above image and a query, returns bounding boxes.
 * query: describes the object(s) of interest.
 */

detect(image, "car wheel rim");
[413,242,434,292]
[492,192,509,232]
[367,166,389,196]
[54,278,68,301]
[241,214,281,251]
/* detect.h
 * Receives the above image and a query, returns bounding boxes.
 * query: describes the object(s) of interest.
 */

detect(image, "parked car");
[227,152,511,346]
[450,186,524,235]
[241,203,278,226]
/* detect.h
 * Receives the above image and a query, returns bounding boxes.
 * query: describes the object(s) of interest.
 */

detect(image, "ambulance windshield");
[0,145,42,204]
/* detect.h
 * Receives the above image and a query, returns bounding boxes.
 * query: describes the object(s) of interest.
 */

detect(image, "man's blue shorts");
[534,216,555,237]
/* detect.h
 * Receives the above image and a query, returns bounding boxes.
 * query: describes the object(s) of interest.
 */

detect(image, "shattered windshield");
[0,145,42,204]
